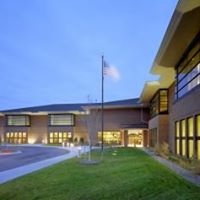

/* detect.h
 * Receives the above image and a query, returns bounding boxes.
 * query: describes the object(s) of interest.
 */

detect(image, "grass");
[0,147,200,200]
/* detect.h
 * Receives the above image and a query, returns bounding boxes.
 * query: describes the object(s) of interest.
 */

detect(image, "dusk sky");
[0,0,178,110]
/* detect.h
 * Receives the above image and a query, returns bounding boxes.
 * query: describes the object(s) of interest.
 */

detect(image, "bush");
[154,142,169,158]
[191,159,200,175]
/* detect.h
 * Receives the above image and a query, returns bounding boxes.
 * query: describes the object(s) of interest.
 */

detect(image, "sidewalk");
[0,146,88,184]
[142,148,200,186]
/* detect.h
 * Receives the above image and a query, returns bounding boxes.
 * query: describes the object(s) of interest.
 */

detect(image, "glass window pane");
[50,114,74,126]
[188,140,194,158]
[176,139,180,155]
[181,120,186,137]
[176,121,180,137]
[197,140,200,160]
[188,117,194,137]
[182,139,186,156]
[197,115,200,137]
[7,115,30,126]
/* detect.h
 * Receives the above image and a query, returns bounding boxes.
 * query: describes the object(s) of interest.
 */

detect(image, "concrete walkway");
[0,146,88,184]
[142,148,200,186]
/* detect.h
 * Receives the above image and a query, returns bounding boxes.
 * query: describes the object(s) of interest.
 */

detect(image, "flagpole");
[101,55,104,152]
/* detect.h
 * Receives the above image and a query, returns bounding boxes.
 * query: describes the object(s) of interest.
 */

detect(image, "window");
[98,131,121,145]
[175,115,200,159]
[49,132,72,144]
[188,117,194,158]
[175,121,180,155]
[197,115,200,159]
[176,33,200,99]
[149,128,157,147]
[7,115,30,126]
[49,114,75,126]
[150,89,168,118]
[5,132,27,144]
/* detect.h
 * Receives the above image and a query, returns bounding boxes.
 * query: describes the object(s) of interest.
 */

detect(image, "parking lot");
[0,145,69,172]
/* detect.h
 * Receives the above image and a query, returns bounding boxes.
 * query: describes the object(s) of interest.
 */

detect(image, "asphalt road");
[0,146,69,172]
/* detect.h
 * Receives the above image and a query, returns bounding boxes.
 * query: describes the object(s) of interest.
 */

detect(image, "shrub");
[154,142,169,158]
[191,159,200,175]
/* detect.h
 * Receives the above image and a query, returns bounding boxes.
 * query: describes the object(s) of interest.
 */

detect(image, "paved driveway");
[0,145,68,172]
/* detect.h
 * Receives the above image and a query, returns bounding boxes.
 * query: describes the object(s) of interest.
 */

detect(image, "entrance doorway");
[128,129,143,147]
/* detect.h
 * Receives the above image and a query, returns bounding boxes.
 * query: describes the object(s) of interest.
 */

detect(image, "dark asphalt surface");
[0,146,69,172]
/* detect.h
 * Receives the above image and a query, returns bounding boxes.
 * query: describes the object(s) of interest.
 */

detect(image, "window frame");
[175,32,200,100]
[150,89,168,118]
[48,114,75,127]
[6,115,31,127]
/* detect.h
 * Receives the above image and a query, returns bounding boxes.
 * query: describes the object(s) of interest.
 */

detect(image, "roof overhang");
[151,0,200,73]
[140,0,200,103]
[82,104,149,111]
[140,67,175,103]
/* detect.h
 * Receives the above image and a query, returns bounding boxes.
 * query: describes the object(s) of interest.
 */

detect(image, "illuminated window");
[176,139,180,155]
[182,139,186,157]
[181,120,186,137]
[175,121,180,137]
[48,132,72,144]
[7,115,30,126]
[188,117,194,137]
[5,132,27,144]
[49,114,75,126]
[98,131,121,145]
[197,115,200,137]
[198,141,200,160]
[188,140,194,158]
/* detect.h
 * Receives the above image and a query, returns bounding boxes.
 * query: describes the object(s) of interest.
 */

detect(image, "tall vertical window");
[175,115,200,160]
[176,33,200,99]
[175,121,180,155]
[181,119,186,157]
[188,117,194,158]
[49,114,75,126]
[197,115,200,159]
[7,115,30,126]
[150,89,168,118]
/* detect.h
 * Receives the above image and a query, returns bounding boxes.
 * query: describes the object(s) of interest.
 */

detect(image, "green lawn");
[0,148,200,200]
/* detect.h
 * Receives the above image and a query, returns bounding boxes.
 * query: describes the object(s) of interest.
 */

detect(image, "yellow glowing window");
[182,139,186,156]
[14,132,18,137]
[198,140,200,160]
[181,120,186,137]
[175,122,180,137]
[188,118,194,137]
[98,131,121,144]
[23,132,26,137]
[197,115,200,137]
[10,132,13,137]
[18,132,22,137]
[54,132,58,137]
[50,139,53,143]
[176,139,180,155]
[6,132,10,137]
[50,132,53,138]
[188,140,194,158]
[63,132,67,137]
[59,132,62,138]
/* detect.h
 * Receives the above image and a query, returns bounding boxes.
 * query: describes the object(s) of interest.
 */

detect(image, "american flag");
[103,61,120,80]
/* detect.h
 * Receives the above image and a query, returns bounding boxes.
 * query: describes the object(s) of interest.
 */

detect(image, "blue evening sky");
[0,0,178,110]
